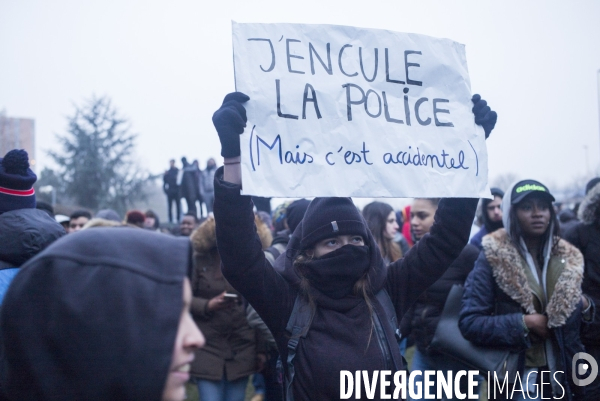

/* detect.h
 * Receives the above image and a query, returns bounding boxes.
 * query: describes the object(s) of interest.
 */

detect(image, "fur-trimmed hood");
[191,215,272,254]
[578,182,600,225]
[482,228,584,328]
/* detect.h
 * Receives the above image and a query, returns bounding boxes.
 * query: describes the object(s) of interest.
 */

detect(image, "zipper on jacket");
[373,311,394,370]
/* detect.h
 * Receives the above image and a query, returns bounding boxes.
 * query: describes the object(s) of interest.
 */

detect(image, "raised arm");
[212,92,294,336]
[386,94,497,319]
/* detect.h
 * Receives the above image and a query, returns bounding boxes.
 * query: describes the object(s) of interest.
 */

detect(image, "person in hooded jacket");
[470,187,504,250]
[401,197,480,400]
[459,180,592,401]
[209,92,496,400]
[0,149,65,305]
[564,178,600,401]
[189,215,271,401]
[0,227,205,401]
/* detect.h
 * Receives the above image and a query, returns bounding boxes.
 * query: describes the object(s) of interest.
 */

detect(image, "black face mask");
[304,245,370,299]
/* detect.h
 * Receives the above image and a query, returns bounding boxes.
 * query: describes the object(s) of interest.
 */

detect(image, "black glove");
[471,94,497,139]
[212,92,250,158]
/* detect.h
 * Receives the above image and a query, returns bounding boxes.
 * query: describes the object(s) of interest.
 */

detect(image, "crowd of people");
[0,90,598,401]
[163,157,218,223]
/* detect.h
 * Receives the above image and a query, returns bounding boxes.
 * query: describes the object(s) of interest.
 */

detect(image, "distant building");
[0,113,36,168]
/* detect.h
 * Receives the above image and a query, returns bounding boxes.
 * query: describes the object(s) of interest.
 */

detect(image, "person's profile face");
[410,199,437,240]
[68,216,89,233]
[162,278,205,401]
[384,211,399,240]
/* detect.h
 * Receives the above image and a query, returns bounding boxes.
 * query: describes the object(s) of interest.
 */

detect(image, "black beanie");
[286,198,310,234]
[0,149,37,214]
[300,197,368,250]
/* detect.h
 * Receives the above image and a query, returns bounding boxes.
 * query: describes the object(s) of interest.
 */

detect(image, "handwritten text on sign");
[232,22,490,198]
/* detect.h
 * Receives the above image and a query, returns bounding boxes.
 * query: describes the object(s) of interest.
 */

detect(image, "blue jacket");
[459,229,588,400]
[469,225,488,251]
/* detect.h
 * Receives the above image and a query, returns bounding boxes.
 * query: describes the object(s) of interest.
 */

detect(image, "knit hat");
[300,197,368,250]
[0,149,37,214]
[272,201,292,232]
[96,209,121,222]
[286,198,310,234]
[125,210,145,226]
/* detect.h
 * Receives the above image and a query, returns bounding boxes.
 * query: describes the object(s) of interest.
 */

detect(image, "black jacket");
[0,227,191,400]
[559,209,579,236]
[565,184,600,346]
[0,208,65,268]
[0,208,65,304]
[163,166,179,195]
[213,168,477,401]
[401,244,479,353]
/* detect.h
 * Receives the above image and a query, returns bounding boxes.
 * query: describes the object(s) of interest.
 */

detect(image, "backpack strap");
[264,250,277,266]
[264,243,286,266]
[284,294,315,401]
[375,288,399,336]
[374,288,404,370]
[272,242,287,255]
[283,289,401,400]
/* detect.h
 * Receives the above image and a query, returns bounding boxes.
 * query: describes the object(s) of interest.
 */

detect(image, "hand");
[581,295,590,310]
[471,94,497,139]
[524,313,549,339]
[207,291,235,312]
[212,92,250,158]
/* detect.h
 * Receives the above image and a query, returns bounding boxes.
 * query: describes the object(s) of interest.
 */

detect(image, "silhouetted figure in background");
[192,160,204,218]
[200,158,217,214]
[163,159,180,223]
[179,157,199,219]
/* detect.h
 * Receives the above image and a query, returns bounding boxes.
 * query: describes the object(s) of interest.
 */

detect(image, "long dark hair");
[362,202,402,262]
[509,198,560,265]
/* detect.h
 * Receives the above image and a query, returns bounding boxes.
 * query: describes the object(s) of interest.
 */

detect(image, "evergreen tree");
[48,96,151,214]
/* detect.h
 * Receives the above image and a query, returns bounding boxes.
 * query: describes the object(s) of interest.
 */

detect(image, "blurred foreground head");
[0,227,204,400]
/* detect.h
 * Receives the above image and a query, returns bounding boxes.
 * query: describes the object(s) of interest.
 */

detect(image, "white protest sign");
[232,22,490,198]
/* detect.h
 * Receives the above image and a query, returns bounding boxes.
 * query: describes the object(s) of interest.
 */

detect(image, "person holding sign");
[211,92,496,400]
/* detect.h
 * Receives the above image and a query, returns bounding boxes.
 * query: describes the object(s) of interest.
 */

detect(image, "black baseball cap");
[511,180,555,205]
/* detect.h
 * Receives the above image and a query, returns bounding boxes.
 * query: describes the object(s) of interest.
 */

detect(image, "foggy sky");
[2,0,600,196]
